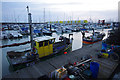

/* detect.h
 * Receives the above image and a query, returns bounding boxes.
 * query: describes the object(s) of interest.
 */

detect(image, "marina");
[1,1,120,79]
[1,18,119,79]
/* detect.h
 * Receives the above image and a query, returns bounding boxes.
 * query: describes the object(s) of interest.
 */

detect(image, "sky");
[1,0,120,23]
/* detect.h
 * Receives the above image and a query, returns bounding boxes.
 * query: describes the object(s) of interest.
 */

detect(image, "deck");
[3,41,118,79]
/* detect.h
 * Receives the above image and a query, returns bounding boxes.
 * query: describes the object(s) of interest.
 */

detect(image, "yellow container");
[34,36,55,58]
[102,53,109,58]
[55,68,67,78]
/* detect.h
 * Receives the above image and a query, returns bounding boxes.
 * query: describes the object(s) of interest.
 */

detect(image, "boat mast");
[26,6,33,52]
[44,8,45,27]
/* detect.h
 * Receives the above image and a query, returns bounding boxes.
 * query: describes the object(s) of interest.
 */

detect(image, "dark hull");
[0,41,30,48]
[7,43,72,71]
[83,33,105,45]
[43,32,52,36]
[83,39,102,45]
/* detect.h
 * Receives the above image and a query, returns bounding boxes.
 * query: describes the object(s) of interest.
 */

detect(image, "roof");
[34,36,55,42]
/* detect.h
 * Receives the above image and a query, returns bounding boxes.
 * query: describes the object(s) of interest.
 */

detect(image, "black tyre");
[110,53,120,61]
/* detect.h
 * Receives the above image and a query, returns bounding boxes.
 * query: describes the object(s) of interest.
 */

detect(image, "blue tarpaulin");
[34,30,41,33]
[52,25,55,27]
[44,28,49,31]
[21,27,28,31]
[102,42,107,50]
[80,28,87,31]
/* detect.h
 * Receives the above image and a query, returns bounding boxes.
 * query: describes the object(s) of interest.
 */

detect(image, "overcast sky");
[1,0,119,23]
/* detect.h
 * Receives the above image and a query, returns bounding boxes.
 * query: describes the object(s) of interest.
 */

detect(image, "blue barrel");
[90,62,99,78]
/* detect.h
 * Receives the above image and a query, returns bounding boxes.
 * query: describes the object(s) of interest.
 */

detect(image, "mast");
[44,8,45,26]
[70,11,73,26]
[26,6,33,52]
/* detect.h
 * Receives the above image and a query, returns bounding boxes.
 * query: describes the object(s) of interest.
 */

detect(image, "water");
[2,29,111,77]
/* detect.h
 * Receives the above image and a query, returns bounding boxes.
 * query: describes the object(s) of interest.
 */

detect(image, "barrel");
[90,62,99,78]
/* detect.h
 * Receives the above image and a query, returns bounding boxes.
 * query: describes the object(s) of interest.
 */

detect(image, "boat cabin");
[33,36,55,58]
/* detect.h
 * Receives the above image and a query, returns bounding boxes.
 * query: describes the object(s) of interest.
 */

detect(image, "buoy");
[74,62,76,65]
[82,64,84,66]
[64,52,67,54]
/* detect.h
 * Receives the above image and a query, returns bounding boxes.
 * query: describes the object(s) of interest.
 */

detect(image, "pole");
[44,8,45,24]
[29,13,33,52]
[27,6,33,52]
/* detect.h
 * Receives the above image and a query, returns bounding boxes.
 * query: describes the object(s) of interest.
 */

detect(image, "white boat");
[62,27,66,33]
[0,31,8,39]
[55,27,63,34]
[13,25,21,30]
[42,29,52,35]
[20,27,29,35]
[8,31,23,38]
[66,28,72,33]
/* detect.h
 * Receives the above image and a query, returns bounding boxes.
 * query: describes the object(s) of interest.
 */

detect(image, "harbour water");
[2,29,111,77]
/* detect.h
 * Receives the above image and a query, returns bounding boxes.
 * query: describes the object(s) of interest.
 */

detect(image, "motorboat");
[83,32,105,45]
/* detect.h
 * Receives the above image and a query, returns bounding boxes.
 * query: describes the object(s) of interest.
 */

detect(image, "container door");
[38,41,44,58]
[49,39,54,54]
[43,40,49,56]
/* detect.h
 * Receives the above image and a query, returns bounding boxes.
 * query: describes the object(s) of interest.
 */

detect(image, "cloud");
[1,1,119,22]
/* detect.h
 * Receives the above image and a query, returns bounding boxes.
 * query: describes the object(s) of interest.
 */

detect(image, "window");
[49,39,54,44]
[39,42,43,47]
[52,39,55,43]
[44,41,48,46]
[49,40,52,44]
[34,42,36,46]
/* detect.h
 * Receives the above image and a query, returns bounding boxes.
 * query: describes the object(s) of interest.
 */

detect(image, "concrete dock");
[3,41,119,79]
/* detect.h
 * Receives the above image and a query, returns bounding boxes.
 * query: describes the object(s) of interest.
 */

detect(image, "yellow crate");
[102,53,109,58]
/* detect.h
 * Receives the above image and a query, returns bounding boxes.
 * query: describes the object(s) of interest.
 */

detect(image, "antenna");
[26,6,29,13]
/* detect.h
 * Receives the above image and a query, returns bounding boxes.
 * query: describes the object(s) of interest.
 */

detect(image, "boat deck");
[3,41,118,79]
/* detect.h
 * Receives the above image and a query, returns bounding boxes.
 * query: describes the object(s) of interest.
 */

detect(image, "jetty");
[2,41,119,79]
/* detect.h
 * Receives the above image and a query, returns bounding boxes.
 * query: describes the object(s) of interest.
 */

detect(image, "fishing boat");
[82,32,105,45]
[7,6,73,70]
[7,34,73,70]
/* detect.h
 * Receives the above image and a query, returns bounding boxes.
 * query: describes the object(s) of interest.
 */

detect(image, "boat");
[7,6,73,70]
[55,27,63,34]
[82,32,105,45]
[7,34,73,70]
[33,29,43,37]
[20,27,29,35]
[66,28,72,33]
[0,31,8,39]
[43,29,52,36]
[13,25,21,30]
[8,31,23,38]
[0,41,31,48]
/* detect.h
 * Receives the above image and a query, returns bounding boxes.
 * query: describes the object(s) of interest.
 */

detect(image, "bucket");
[90,62,99,78]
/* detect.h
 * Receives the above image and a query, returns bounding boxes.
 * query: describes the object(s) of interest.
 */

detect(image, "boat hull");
[83,39,102,45]
[7,43,72,71]
[43,32,52,36]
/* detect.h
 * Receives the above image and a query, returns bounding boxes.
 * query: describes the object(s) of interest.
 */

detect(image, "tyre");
[110,53,120,61]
